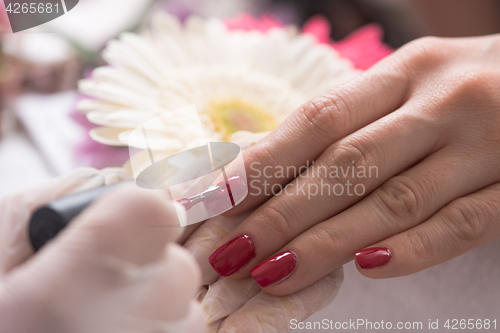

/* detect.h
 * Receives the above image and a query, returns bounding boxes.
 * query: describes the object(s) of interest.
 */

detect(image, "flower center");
[207,99,277,140]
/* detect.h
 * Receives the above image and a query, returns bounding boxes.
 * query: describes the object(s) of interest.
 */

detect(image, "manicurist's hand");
[208,35,500,295]
[0,169,205,333]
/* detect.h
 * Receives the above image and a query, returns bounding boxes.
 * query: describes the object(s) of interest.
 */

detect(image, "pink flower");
[226,14,393,70]
[0,2,11,33]
[225,13,284,32]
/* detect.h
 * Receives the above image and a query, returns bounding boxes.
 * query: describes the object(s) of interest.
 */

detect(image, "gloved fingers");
[316,268,345,311]
[101,167,132,186]
[4,245,203,333]
[183,213,251,285]
[207,318,224,333]
[3,184,202,332]
[66,167,129,195]
[177,223,203,245]
[46,183,185,266]
[128,244,202,322]
[165,300,207,333]
[197,286,209,302]
[0,167,103,274]
[217,267,344,333]
[119,301,206,333]
[202,276,261,323]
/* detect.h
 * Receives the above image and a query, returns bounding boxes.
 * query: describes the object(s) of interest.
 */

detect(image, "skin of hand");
[207,34,500,295]
[0,168,206,333]
[182,213,343,333]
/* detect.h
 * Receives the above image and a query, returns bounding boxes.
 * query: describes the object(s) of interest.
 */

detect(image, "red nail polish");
[250,251,297,288]
[356,247,392,269]
[204,176,247,215]
[209,235,255,276]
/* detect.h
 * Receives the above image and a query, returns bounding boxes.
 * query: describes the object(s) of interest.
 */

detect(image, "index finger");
[225,59,409,216]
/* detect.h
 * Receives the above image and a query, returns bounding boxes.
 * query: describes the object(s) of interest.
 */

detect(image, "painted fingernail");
[204,175,247,215]
[250,251,297,288]
[209,235,255,276]
[355,247,392,269]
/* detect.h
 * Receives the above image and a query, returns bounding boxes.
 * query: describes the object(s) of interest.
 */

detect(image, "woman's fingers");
[184,213,251,285]
[251,144,498,295]
[227,60,410,215]
[209,104,443,279]
[356,182,500,278]
[217,268,343,333]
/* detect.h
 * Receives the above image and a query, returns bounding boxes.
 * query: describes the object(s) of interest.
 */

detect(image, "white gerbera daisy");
[78,13,358,152]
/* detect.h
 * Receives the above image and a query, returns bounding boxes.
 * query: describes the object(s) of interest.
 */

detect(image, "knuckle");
[309,224,341,257]
[248,142,281,172]
[259,205,294,241]
[301,92,352,138]
[404,36,445,56]
[450,70,500,101]
[64,255,134,289]
[437,70,500,145]
[443,200,489,243]
[329,138,375,173]
[375,176,421,227]
[406,228,435,264]
[400,36,449,69]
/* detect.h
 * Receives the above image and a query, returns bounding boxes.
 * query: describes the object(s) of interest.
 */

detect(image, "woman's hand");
[181,213,343,333]
[0,169,205,333]
[207,34,500,295]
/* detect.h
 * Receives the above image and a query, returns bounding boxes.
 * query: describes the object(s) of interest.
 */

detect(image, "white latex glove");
[0,168,206,333]
[182,213,343,333]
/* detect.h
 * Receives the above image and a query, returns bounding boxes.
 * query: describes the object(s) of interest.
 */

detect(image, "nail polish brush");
[176,184,224,210]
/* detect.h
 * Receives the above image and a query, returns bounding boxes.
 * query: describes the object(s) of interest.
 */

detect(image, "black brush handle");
[29,184,118,251]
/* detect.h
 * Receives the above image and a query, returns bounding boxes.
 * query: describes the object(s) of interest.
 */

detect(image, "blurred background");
[1,1,500,332]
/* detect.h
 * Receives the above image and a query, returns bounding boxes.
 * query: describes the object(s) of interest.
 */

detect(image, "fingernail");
[250,251,297,288]
[209,235,255,276]
[204,175,247,215]
[356,247,392,269]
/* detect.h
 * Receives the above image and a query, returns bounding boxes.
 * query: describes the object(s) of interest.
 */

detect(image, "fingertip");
[57,184,183,266]
[77,184,181,230]
[164,244,202,295]
[179,301,207,333]
[354,247,394,279]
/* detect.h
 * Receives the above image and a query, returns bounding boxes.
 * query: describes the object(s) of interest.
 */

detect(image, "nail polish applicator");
[28,181,234,251]
[29,142,247,250]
